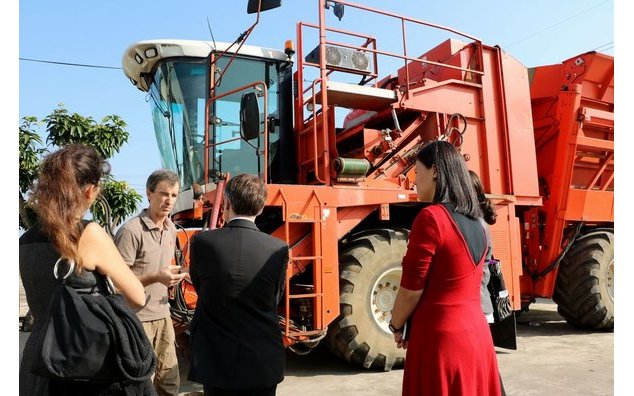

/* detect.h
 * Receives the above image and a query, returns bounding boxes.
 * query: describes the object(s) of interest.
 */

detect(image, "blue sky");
[18,0,613,212]
[7,1,625,392]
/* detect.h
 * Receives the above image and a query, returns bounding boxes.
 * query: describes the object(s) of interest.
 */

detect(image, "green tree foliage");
[19,117,46,229]
[91,178,143,235]
[19,116,45,194]
[44,105,129,158]
[19,104,141,233]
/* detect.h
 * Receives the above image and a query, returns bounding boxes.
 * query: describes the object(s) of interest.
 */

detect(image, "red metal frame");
[525,52,614,299]
[282,0,535,336]
[294,0,485,187]
[168,1,614,347]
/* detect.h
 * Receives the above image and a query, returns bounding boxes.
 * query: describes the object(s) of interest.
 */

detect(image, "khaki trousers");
[142,316,180,396]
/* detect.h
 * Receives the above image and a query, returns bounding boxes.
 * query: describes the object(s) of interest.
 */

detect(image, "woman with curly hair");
[19,144,148,395]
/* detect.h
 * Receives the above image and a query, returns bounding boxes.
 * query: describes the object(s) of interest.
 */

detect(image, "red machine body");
[123,0,614,370]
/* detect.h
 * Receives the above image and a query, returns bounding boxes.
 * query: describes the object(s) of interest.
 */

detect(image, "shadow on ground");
[177,338,393,393]
[514,305,612,338]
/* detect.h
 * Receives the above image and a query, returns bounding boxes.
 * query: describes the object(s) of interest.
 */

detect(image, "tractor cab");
[122,39,295,216]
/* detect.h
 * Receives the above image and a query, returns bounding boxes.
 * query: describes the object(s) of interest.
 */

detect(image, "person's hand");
[176,265,192,283]
[183,271,192,283]
[156,265,188,287]
[394,330,408,349]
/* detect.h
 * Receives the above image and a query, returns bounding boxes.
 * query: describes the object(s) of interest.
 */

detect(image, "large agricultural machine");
[122,0,614,370]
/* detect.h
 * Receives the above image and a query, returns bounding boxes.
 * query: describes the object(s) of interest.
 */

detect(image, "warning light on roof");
[285,40,295,58]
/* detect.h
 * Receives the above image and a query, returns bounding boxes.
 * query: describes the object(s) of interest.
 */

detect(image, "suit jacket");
[188,219,289,389]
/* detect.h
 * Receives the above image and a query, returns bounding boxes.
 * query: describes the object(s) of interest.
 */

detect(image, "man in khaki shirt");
[114,169,186,396]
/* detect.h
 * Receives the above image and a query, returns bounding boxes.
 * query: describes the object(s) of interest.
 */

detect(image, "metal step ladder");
[277,188,327,339]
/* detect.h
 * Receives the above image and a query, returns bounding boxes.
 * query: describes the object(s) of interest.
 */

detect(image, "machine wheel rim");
[371,267,402,334]
[606,258,614,300]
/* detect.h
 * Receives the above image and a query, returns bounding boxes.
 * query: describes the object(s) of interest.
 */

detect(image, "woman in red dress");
[390,141,502,395]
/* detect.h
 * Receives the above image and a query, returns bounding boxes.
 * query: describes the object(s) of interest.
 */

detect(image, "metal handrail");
[310,79,326,184]
[204,80,269,183]
[333,0,479,42]
[297,0,484,113]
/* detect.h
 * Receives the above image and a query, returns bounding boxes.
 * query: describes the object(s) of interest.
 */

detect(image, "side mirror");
[333,2,344,21]
[247,0,282,14]
[240,92,261,141]
[325,1,345,21]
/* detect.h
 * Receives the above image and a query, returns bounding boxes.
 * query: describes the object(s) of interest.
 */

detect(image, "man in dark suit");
[188,174,289,396]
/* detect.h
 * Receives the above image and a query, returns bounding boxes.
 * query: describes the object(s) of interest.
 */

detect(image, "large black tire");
[553,229,614,330]
[326,228,408,371]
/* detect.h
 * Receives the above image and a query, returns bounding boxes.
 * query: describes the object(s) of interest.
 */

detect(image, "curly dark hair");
[29,144,110,267]
[469,170,497,225]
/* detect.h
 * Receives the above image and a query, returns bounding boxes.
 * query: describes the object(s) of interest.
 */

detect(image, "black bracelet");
[389,322,403,333]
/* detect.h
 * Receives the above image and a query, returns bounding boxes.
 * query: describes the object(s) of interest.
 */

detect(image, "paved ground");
[19,277,28,318]
[19,295,613,395]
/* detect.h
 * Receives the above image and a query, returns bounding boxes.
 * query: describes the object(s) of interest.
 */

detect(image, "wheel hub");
[371,267,402,334]
[606,259,614,300]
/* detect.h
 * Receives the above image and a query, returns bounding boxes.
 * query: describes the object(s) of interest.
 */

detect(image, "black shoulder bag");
[31,258,156,384]
[487,257,513,322]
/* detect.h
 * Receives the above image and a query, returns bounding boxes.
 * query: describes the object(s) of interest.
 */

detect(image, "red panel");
[499,49,540,198]
[529,64,564,99]
[489,203,523,310]
[397,38,471,85]
[405,80,481,118]
[564,189,614,222]
[319,206,340,327]
[528,52,614,299]
[478,49,507,195]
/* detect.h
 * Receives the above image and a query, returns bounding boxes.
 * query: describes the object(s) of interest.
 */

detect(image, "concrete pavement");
[19,299,613,395]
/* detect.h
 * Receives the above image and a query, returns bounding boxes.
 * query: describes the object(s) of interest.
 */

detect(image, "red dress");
[400,204,501,396]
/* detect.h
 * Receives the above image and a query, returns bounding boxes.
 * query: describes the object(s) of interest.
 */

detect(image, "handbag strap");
[53,257,75,283]
[91,268,116,295]
[53,257,115,295]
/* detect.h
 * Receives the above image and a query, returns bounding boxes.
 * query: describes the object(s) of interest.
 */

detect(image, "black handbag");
[31,258,156,384]
[487,257,513,322]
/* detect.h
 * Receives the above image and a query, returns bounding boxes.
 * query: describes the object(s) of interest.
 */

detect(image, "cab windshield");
[149,58,207,191]
[209,56,280,180]
[148,55,283,192]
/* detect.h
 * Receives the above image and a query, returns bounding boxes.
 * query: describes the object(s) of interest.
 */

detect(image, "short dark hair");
[469,170,497,225]
[416,141,481,219]
[224,174,267,216]
[146,169,180,192]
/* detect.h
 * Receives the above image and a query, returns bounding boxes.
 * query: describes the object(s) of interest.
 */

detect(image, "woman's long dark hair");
[29,144,110,267]
[416,140,481,219]
[469,170,497,225]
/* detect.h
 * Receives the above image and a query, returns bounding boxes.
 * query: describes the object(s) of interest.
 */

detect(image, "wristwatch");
[388,322,403,333]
